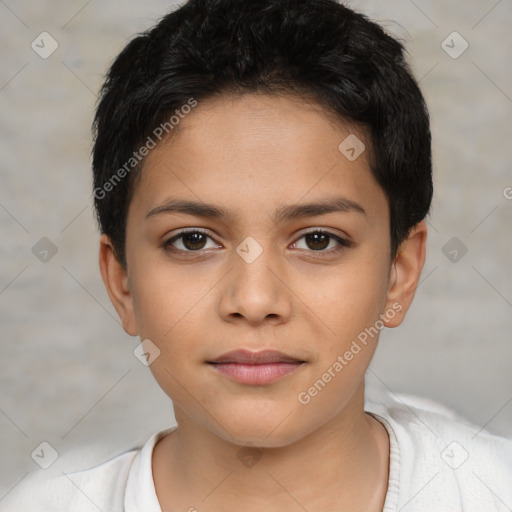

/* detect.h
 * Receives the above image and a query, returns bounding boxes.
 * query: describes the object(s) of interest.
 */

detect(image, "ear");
[98,234,138,336]
[382,221,428,328]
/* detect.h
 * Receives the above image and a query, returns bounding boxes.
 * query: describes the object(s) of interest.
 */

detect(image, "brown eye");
[304,232,330,251]
[165,230,217,252]
[293,230,353,253]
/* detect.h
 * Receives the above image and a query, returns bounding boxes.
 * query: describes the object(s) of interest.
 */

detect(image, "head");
[95,0,432,447]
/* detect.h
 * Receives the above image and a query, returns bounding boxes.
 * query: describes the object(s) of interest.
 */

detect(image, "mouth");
[207,349,306,385]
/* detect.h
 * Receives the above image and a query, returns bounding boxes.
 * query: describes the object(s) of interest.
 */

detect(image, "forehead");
[130,93,387,225]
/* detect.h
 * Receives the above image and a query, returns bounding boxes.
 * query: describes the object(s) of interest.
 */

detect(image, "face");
[100,93,425,448]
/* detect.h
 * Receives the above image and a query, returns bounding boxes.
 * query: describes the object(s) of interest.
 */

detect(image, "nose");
[217,241,292,326]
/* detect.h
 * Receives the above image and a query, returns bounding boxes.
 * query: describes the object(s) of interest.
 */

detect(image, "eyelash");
[163,228,353,255]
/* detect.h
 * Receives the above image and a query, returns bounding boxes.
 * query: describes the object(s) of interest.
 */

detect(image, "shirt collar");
[124,426,178,512]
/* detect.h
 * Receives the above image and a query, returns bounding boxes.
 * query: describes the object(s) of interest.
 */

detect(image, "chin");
[210,408,308,449]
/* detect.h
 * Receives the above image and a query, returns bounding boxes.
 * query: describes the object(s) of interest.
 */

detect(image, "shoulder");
[365,383,512,511]
[1,447,138,512]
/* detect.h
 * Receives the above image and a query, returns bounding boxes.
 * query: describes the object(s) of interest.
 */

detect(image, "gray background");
[1,0,511,499]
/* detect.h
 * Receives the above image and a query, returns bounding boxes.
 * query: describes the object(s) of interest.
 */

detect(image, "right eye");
[163,229,221,252]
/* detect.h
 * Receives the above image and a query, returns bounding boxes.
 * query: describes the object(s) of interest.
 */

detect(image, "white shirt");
[3,383,512,511]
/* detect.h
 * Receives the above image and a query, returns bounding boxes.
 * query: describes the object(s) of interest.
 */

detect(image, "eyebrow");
[146,196,366,224]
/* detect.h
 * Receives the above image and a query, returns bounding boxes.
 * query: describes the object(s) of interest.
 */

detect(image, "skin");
[99,93,427,511]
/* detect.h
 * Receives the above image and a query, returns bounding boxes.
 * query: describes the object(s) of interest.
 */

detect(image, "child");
[4,0,512,510]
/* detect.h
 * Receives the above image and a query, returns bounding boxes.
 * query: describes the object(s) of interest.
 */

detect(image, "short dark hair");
[92,0,433,268]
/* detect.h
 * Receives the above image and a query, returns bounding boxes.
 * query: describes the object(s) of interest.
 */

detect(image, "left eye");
[293,230,352,252]
[164,229,351,253]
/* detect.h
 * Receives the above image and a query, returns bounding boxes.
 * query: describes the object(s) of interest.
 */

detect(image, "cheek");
[130,254,186,333]
[302,268,389,409]
[130,259,213,362]
[291,265,389,423]
[311,259,390,346]
[130,269,210,407]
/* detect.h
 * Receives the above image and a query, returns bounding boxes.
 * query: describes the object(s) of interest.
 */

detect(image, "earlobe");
[98,234,139,336]
[383,221,428,328]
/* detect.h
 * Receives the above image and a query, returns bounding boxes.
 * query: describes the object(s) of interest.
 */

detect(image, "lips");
[207,349,306,385]
[207,349,305,365]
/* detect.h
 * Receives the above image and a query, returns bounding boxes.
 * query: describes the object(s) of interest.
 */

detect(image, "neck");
[153,381,390,512]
